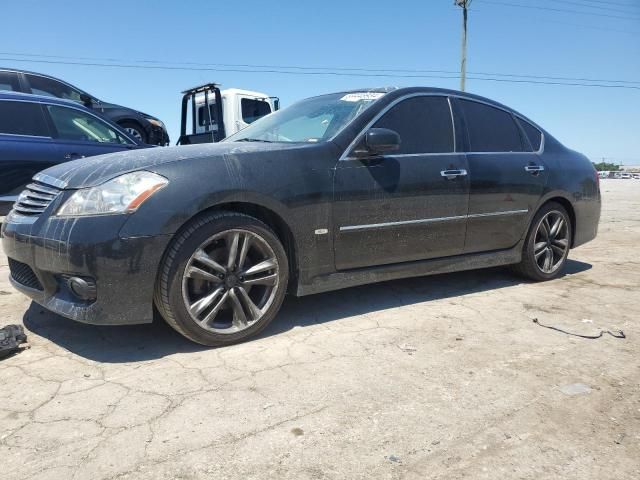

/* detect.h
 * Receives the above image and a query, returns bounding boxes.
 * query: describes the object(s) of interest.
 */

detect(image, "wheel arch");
[169,201,299,291]
[116,118,145,131]
[532,194,577,248]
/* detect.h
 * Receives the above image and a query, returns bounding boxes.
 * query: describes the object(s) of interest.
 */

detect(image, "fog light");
[67,276,97,301]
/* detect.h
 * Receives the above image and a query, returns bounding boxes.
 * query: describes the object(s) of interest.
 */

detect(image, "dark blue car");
[0,92,148,214]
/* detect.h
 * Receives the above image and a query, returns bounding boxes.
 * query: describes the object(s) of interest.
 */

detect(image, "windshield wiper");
[234,138,275,143]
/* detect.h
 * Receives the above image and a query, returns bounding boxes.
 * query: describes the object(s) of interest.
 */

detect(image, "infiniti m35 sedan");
[1,87,601,346]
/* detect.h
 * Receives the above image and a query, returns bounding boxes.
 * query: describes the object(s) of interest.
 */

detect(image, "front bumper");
[1,213,172,325]
[148,124,170,146]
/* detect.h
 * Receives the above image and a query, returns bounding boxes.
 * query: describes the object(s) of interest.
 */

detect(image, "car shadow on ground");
[22,260,592,363]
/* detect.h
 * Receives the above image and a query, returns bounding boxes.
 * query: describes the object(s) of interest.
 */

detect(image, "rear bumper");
[573,193,601,248]
[1,213,172,325]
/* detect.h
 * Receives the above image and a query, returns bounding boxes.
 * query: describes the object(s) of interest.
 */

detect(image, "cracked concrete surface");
[1,179,638,479]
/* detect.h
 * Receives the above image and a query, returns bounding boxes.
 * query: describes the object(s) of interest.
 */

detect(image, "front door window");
[46,105,132,145]
[372,96,455,154]
[27,74,84,103]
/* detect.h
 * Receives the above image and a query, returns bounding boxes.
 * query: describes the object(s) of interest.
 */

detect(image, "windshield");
[225,91,387,143]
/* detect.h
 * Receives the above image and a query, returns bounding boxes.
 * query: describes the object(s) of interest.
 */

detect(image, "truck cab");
[177,83,278,145]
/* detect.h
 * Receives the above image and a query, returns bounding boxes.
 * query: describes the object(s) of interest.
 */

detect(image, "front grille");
[8,258,43,291]
[13,181,62,216]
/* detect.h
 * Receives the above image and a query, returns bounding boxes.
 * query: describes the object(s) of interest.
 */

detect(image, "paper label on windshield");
[340,92,385,102]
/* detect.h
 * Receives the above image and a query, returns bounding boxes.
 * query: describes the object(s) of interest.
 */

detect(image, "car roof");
[0,67,90,95]
[330,86,543,130]
[0,90,86,108]
[1,67,66,81]
[337,86,516,112]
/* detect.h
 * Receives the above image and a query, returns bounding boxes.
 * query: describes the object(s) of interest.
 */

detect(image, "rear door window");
[0,101,49,136]
[459,99,524,152]
[372,96,454,154]
[0,71,20,92]
[241,98,272,124]
[516,117,543,151]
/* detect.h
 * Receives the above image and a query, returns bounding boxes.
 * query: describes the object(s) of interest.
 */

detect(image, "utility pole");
[455,0,472,91]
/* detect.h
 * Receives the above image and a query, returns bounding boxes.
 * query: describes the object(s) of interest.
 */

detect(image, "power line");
[2,51,639,85]
[464,76,640,89]
[466,7,639,33]
[576,0,640,9]
[535,17,640,35]
[549,0,640,14]
[472,70,640,85]
[2,51,467,75]
[477,0,640,20]
[1,56,639,90]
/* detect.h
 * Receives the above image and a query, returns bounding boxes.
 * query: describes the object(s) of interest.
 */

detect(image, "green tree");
[592,162,621,172]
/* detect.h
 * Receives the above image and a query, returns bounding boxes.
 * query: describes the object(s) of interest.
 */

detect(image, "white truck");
[177,83,278,145]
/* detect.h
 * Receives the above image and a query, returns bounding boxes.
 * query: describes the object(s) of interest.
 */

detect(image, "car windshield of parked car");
[226,92,387,143]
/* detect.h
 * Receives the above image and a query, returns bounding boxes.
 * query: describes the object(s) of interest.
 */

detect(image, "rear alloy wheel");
[533,211,570,274]
[512,202,572,281]
[155,212,288,346]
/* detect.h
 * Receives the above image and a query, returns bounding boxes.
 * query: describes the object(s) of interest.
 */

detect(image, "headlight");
[147,118,165,129]
[57,171,168,217]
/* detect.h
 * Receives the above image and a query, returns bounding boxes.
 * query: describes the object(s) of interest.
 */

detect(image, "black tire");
[119,121,148,143]
[512,202,572,281]
[154,212,289,346]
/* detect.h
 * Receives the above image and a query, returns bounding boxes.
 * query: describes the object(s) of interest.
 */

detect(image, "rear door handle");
[440,169,468,179]
[524,165,545,173]
[64,153,85,160]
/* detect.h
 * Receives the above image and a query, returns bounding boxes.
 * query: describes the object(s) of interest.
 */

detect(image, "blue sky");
[1,0,638,163]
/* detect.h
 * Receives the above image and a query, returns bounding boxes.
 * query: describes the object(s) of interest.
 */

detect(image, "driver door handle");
[525,164,545,173]
[64,152,85,160]
[440,169,468,179]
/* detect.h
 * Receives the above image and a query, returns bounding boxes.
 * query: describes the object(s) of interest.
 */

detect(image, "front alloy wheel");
[155,212,289,346]
[119,121,148,143]
[182,229,280,334]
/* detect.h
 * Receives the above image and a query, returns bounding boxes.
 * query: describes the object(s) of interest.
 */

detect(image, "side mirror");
[80,93,93,108]
[356,128,401,156]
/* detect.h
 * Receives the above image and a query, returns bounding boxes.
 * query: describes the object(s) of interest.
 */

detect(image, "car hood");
[98,101,157,120]
[38,142,309,189]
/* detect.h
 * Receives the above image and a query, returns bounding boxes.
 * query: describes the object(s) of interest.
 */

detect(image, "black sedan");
[1,87,601,346]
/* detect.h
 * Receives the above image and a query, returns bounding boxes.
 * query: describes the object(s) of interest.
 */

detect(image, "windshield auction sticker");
[340,92,386,102]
